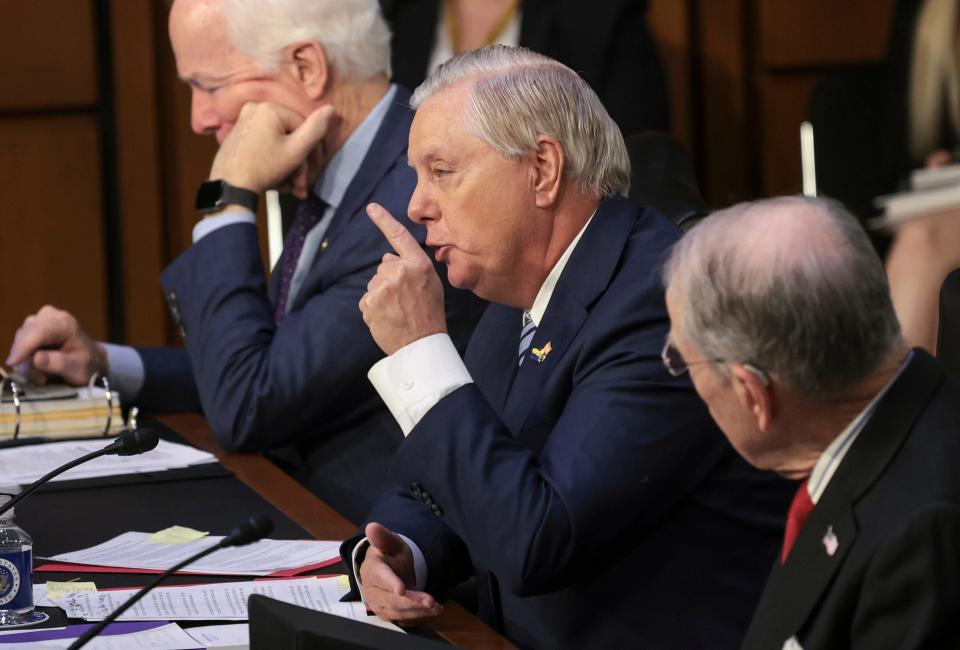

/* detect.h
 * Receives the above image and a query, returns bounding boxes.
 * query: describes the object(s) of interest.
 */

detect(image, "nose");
[190,88,221,136]
[407,178,438,225]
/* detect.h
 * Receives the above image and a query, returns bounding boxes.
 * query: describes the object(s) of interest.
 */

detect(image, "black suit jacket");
[743,350,960,649]
[379,0,669,135]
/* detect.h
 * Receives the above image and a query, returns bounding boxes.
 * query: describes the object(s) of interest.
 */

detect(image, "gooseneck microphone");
[0,428,160,518]
[67,516,275,650]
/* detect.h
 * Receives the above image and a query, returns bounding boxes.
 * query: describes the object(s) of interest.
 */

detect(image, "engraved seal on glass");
[0,558,19,606]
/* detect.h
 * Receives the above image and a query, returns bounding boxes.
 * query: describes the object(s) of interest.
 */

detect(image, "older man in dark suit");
[664,195,960,649]
[344,45,791,649]
[5,0,483,523]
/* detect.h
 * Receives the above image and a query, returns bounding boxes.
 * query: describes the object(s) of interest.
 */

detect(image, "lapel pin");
[822,525,839,557]
[531,341,553,364]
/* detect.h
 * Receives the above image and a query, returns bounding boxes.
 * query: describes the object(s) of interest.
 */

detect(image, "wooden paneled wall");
[647,0,895,207]
[0,0,899,355]
[0,1,108,350]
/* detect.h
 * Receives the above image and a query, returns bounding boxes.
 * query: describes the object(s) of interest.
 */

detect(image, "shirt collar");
[312,84,398,208]
[527,211,596,326]
[807,349,914,503]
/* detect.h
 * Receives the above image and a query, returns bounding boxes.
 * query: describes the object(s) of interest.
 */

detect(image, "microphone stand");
[0,430,159,518]
[66,516,273,650]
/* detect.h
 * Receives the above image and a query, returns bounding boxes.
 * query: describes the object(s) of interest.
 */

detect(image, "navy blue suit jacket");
[353,198,792,648]
[137,88,484,523]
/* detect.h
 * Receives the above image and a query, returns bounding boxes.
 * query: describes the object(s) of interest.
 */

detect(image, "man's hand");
[6,306,106,386]
[209,103,337,198]
[359,522,443,622]
[359,203,446,355]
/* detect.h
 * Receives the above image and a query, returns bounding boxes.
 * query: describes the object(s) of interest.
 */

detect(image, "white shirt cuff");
[100,343,145,403]
[351,533,428,602]
[191,210,256,242]
[368,333,473,436]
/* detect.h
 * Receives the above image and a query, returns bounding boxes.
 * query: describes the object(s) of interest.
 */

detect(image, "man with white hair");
[343,46,791,649]
[663,196,960,649]
[6,0,482,523]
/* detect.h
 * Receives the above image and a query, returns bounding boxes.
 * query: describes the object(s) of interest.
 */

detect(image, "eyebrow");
[406,153,439,168]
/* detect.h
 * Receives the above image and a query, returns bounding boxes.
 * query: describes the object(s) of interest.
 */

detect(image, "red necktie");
[781,478,815,564]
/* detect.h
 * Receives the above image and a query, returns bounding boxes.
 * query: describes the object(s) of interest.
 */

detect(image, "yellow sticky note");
[148,525,209,544]
[337,575,351,590]
[46,581,97,601]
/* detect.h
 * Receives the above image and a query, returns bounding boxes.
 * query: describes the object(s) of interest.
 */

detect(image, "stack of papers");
[56,577,363,622]
[873,161,960,228]
[0,439,215,485]
[44,532,341,577]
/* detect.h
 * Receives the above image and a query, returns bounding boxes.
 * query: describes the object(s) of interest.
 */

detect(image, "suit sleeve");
[158,221,388,452]
[134,346,202,414]
[851,502,960,648]
[367,267,724,597]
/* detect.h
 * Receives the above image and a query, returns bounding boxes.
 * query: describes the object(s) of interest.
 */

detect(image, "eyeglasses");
[661,337,772,386]
[661,337,726,377]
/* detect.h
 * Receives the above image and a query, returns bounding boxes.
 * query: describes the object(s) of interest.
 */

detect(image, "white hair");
[411,45,630,198]
[220,0,391,82]
[664,196,904,398]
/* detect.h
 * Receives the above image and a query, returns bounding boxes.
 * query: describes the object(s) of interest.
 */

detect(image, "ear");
[529,134,565,208]
[284,41,329,99]
[730,363,774,431]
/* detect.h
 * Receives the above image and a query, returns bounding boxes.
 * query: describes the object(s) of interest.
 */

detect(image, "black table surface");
[6,421,341,631]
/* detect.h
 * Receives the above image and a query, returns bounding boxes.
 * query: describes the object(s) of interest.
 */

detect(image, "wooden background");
[0,0,896,352]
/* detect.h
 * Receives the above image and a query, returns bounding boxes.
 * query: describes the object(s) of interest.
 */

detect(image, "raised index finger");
[366,203,429,260]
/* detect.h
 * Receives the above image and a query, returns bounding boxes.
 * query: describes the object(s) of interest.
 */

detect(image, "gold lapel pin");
[531,341,553,363]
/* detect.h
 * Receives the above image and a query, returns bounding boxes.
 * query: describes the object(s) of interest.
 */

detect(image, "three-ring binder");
[0,370,23,440]
[0,369,127,441]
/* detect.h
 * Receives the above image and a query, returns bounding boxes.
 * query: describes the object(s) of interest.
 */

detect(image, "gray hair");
[220,0,391,82]
[664,196,904,398]
[410,45,630,198]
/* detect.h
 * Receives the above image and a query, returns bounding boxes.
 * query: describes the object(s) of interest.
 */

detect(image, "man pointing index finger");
[359,202,447,355]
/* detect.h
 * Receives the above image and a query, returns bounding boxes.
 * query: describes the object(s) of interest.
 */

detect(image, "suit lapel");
[322,89,414,248]
[744,351,945,646]
[284,89,414,312]
[502,198,637,447]
[466,303,524,414]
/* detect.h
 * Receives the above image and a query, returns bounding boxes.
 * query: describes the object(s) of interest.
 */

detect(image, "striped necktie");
[274,193,329,323]
[517,311,537,366]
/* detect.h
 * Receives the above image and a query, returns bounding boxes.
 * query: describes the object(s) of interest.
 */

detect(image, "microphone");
[67,516,274,650]
[0,429,160,518]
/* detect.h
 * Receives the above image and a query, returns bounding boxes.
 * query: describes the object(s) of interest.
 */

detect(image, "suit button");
[409,481,423,498]
[431,503,443,517]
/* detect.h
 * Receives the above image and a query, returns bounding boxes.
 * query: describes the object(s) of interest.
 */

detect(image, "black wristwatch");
[195,179,259,214]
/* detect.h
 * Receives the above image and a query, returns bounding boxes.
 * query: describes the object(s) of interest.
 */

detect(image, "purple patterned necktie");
[274,193,329,323]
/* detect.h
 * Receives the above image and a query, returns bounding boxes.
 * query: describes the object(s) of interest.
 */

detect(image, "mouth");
[429,243,452,263]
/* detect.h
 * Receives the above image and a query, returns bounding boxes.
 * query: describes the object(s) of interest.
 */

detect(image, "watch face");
[195,180,225,212]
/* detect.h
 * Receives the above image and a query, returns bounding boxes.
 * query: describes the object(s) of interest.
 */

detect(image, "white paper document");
[0,622,201,649]
[50,532,341,576]
[184,623,250,649]
[57,577,364,622]
[0,439,215,485]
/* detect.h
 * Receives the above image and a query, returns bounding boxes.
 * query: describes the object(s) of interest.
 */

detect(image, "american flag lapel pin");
[822,525,839,557]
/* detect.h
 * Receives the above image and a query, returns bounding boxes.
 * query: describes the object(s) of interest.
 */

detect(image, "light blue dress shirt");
[103,86,399,401]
